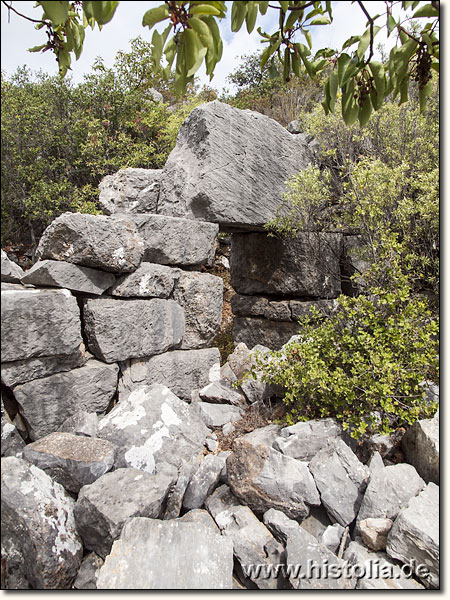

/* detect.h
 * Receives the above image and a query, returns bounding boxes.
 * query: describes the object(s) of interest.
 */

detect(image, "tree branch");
[357,1,374,63]
[1,1,48,25]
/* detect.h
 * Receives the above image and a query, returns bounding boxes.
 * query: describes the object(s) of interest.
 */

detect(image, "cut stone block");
[98,168,162,215]
[108,263,178,298]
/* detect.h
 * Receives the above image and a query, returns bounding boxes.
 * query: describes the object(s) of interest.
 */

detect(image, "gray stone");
[231,294,291,321]
[119,348,221,402]
[227,438,320,520]
[22,432,116,493]
[1,343,89,388]
[108,262,178,298]
[309,439,370,526]
[367,450,385,473]
[222,422,234,436]
[341,235,372,295]
[1,287,82,363]
[131,213,218,267]
[96,516,233,589]
[148,87,163,102]
[359,518,393,551]
[240,424,282,450]
[230,232,342,297]
[286,119,302,134]
[199,379,246,407]
[97,384,209,472]
[263,507,304,545]
[386,482,439,588]
[178,508,220,529]
[163,458,199,519]
[1,249,24,282]
[233,317,302,350]
[204,483,242,518]
[192,401,243,428]
[206,438,219,452]
[1,457,82,589]
[21,260,116,295]
[83,297,185,363]
[13,359,119,440]
[98,168,163,215]
[289,298,338,321]
[58,410,99,438]
[36,212,144,272]
[73,552,104,590]
[74,467,175,558]
[158,101,314,230]
[299,505,334,540]
[235,344,281,402]
[274,418,344,463]
[1,399,25,457]
[220,361,238,383]
[227,342,252,379]
[402,409,439,484]
[321,523,345,554]
[1,281,27,290]
[183,454,227,510]
[173,270,223,349]
[344,539,425,589]
[357,463,425,526]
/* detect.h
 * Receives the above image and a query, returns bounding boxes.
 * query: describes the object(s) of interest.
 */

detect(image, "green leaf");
[328,70,338,111]
[246,2,258,33]
[431,61,439,73]
[412,4,439,17]
[369,60,385,108]
[337,53,352,86]
[28,44,47,53]
[387,13,397,37]
[260,40,281,69]
[151,29,164,65]
[189,17,214,51]
[190,4,223,16]
[286,9,300,30]
[419,80,433,113]
[231,1,247,31]
[164,37,177,68]
[309,16,331,25]
[398,75,409,104]
[357,25,381,59]
[358,94,372,127]
[91,1,119,25]
[184,28,207,77]
[142,5,170,28]
[279,0,289,11]
[283,47,291,81]
[39,1,69,25]
[342,35,360,50]
[342,80,359,126]
[304,30,312,49]
[291,48,301,77]
[258,1,269,15]
[296,43,314,77]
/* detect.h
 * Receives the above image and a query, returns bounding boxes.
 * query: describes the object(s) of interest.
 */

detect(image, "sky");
[0,1,437,92]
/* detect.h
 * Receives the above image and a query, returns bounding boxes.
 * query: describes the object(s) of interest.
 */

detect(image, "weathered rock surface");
[74,467,175,558]
[1,457,83,589]
[230,232,342,297]
[58,410,99,438]
[344,539,425,589]
[183,454,227,510]
[199,379,246,407]
[233,317,301,350]
[99,168,162,215]
[36,213,144,272]
[73,552,104,590]
[357,463,425,526]
[309,439,370,526]
[204,483,242,517]
[173,270,223,348]
[1,249,24,282]
[83,297,185,363]
[402,409,439,484]
[13,359,119,440]
[163,457,198,519]
[227,342,281,403]
[158,101,315,230]
[321,523,345,554]
[96,516,233,589]
[1,287,82,363]
[263,507,304,545]
[240,424,282,450]
[21,260,116,295]
[300,506,333,540]
[1,399,25,457]
[386,482,439,588]
[231,294,292,321]
[119,347,221,402]
[192,401,243,428]
[97,384,209,472]
[274,418,344,463]
[131,213,218,267]
[227,438,320,519]
[108,262,178,298]
[22,432,116,493]
[359,518,393,551]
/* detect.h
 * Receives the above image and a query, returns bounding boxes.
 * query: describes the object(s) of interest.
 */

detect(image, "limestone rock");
[36,213,144,272]
[386,483,439,588]
[83,297,185,363]
[289,298,338,321]
[1,457,82,589]
[204,483,242,518]
[74,467,175,558]
[158,101,315,230]
[199,379,246,407]
[299,506,333,541]
[240,424,282,450]
[173,270,223,348]
[73,553,104,590]
[163,457,198,519]
[309,439,370,526]
[1,287,82,363]
[21,260,115,295]
[233,317,300,350]
[131,213,218,267]
[274,418,344,463]
[58,410,99,438]
[192,401,243,428]
[183,454,227,510]
[402,409,439,484]
[22,432,116,493]
[367,450,385,473]
[359,518,393,551]
[98,168,162,215]
[1,399,25,457]
[119,348,221,402]
[1,249,24,283]
[321,523,345,554]
[227,438,320,520]
[97,384,209,472]
[108,262,178,298]
[13,359,119,440]
[230,232,342,297]
[263,507,304,545]
[357,463,425,526]
[96,516,233,589]
[231,294,291,321]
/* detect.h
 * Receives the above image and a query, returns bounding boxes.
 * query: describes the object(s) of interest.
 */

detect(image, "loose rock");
[73,553,104,590]
[192,401,243,428]
[274,417,344,463]
[98,168,162,215]
[58,410,99,438]
[1,249,24,283]
[359,518,393,551]
[183,454,227,510]
[402,409,439,484]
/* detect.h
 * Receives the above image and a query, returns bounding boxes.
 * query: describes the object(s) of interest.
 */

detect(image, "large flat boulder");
[97,384,209,472]
[402,409,439,484]
[74,467,176,558]
[83,297,185,363]
[13,359,119,440]
[21,260,115,295]
[1,457,83,589]
[131,213,218,267]
[230,232,342,297]
[98,168,162,215]
[35,213,144,272]
[119,348,221,402]
[158,101,314,230]
[1,287,82,363]
[96,516,233,589]
[1,249,24,283]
